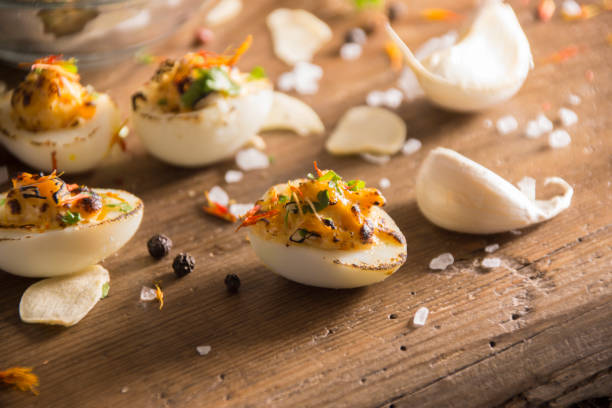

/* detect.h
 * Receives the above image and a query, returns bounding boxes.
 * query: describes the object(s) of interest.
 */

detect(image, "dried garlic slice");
[416,148,573,234]
[326,106,406,155]
[267,9,332,66]
[386,0,533,111]
[205,0,242,26]
[260,92,324,136]
[19,265,110,327]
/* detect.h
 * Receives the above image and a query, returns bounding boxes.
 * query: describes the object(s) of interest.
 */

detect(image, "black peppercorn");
[147,234,173,259]
[224,274,241,293]
[387,3,403,22]
[344,27,367,45]
[173,253,195,277]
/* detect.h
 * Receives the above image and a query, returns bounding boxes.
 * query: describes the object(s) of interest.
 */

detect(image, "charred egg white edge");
[0,92,121,173]
[248,206,407,289]
[132,80,273,167]
[0,188,143,278]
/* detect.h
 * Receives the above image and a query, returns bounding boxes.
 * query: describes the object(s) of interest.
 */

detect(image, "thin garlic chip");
[416,147,573,234]
[205,0,242,26]
[267,9,332,66]
[386,0,533,111]
[19,265,110,327]
[260,92,324,136]
[326,106,406,155]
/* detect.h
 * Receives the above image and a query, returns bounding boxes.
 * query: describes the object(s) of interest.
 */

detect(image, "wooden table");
[1,1,611,407]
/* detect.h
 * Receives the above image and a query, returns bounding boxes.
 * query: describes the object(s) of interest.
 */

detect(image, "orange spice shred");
[384,41,403,72]
[202,191,237,223]
[313,161,323,178]
[421,8,463,21]
[537,0,555,21]
[236,207,280,231]
[585,69,594,82]
[543,45,579,64]
[0,367,39,395]
[154,283,164,310]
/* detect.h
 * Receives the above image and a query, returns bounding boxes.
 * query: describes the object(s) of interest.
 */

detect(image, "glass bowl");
[0,0,214,67]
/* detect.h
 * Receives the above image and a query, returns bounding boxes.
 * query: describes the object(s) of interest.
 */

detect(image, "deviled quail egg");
[131,36,274,167]
[0,56,121,173]
[239,164,407,288]
[0,171,143,278]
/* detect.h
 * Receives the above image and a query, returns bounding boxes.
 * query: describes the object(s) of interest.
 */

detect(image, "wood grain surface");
[1,0,611,407]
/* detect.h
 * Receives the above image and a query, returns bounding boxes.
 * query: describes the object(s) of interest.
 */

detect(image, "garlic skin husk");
[416,147,573,234]
[386,0,533,112]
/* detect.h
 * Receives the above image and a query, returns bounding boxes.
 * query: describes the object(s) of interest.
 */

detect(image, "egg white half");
[132,82,273,167]
[0,92,120,173]
[0,188,143,278]
[247,207,407,289]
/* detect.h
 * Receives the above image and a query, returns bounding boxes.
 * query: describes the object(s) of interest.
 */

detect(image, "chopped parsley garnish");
[60,58,78,74]
[181,67,240,109]
[353,0,383,9]
[101,282,110,299]
[314,190,330,211]
[61,210,81,225]
[278,195,289,204]
[0,198,5,207]
[249,65,267,80]
[347,179,366,191]
[106,202,133,213]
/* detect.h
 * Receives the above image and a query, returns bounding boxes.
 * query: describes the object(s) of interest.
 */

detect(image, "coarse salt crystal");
[525,113,553,139]
[294,78,319,95]
[485,243,500,253]
[140,286,157,302]
[413,307,429,327]
[0,166,8,185]
[568,94,581,106]
[510,229,522,235]
[561,0,582,17]
[120,386,129,394]
[229,203,253,218]
[366,90,385,107]
[294,61,323,81]
[496,115,518,135]
[481,257,502,269]
[196,345,212,356]
[208,186,229,206]
[549,129,571,148]
[340,42,362,60]
[378,177,391,189]
[429,253,454,270]
[397,68,423,100]
[236,148,270,171]
[516,176,536,201]
[277,72,296,92]
[360,153,391,165]
[402,138,422,155]
[483,119,493,129]
[224,169,243,184]
[558,107,578,127]
[383,88,403,109]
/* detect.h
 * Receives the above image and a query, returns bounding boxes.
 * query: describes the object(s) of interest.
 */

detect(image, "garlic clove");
[260,92,324,136]
[326,106,406,155]
[416,147,573,234]
[386,0,533,112]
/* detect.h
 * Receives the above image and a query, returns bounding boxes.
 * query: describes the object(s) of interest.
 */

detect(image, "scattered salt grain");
[295,77,319,95]
[140,286,157,302]
[383,88,403,109]
[509,229,522,235]
[120,386,129,394]
[378,177,391,189]
[414,31,458,61]
[208,186,229,206]
[525,113,553,139]
[402,138,422,155]
[568,94,581,106]
[429,253,454,271]
[277,72,296,92]
[294,61,323,81]
[366,91,385,107]
[224,169,243,184]
[397,68,423,100]
[516,176,536,201]
[0,166,8,185]
[558,107,578,127]
[187,189,196,198]
[229,203,253,218]
[340,42,362,60]
[481,257,502,269]
[413,307,429,327]
[483,119,493,129]
[236,148,270,171]
[561,0,582,18]
[360,153,391,165]
[485,243,500,253]
[549,129,571,148]
[196,345,212,356]
[496,115,518,135]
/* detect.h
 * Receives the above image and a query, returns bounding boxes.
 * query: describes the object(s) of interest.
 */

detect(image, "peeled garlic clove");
[260,92,324,136]
[19,265,110,327]
[326,106,406,155]
[267,9,332,66]
[416,147,573,234]
[386,1,533,111]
